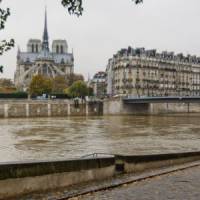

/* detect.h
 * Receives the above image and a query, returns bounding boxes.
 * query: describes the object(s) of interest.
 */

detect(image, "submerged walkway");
[71,165,200,200]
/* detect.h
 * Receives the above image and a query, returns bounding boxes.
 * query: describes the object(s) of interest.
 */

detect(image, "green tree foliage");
[52,75,68,93]
[29,75,53,96]
[0,78,16,93]
[52,74,84,93]
[66,73,84,86]
[0,78,14,87]
[88,87,93,96]
[68,80,88,98]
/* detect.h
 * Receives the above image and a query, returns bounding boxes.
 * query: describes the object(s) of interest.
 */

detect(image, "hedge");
[0,93,71,99]
[0,92,28,99]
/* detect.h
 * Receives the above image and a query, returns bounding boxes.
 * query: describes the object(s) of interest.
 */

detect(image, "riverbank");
[1,98,200,118]
[1,151,200,199]
[67,161,200,200]
[0,99,103,118]
[0,98,200,118]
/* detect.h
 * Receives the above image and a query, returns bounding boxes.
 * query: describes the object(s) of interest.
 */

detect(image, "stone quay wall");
[149,102,200,114]
[1,98,200,118]
[103,98,200,115]
[0,152,200,199]
[116,152,200,174]
[0,99,103,118]
[0,157,115,199]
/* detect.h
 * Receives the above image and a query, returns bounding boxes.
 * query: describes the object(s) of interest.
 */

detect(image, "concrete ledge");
[0,158,115,199]
[0,158,115,180]
[0,166,115,200]
[1,152,200,199]
[116,152,200,173]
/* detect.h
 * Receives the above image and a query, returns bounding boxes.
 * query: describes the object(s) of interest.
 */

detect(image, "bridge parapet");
[123,96,200,104]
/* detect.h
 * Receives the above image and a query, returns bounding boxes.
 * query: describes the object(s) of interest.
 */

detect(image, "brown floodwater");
[0,115,200,162]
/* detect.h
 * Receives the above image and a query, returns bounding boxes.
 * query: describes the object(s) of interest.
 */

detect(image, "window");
[56,45,59,53]
[36,44,38,53]
[60,45,64,54]
[31,44,34,53]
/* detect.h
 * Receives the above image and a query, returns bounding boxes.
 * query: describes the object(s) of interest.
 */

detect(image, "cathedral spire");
[17,46,21,61]
[42,7,49,51]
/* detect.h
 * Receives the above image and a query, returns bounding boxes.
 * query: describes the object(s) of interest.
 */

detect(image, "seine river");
[0,115,200,162]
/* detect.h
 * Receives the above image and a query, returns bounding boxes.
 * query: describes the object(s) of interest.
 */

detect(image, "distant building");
[14,9,74,91]
[89,71,106,98]
[106,47,200,97]
[106,58,114,96]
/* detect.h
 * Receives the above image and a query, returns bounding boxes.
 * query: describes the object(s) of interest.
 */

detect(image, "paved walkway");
[71,165,200,200]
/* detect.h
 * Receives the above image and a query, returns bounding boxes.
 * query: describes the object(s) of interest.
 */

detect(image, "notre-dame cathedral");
[14,9,74,91]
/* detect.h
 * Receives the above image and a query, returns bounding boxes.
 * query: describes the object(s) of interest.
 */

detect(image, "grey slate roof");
[18,52,73,64]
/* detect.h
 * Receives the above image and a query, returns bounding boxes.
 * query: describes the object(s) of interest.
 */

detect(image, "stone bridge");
[103,96,200,115]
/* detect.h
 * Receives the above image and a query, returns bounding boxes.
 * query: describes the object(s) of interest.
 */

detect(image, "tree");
[52,75,68,93]
[66,73,84,86]
[51,74,85,93]
[68,80,88,98]
[0,78,14,87]
[88,87,93,96]
[29,75,52,96]
[0,78,16,93]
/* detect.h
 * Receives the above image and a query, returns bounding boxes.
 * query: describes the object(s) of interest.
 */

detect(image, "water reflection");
[0,115,200,162]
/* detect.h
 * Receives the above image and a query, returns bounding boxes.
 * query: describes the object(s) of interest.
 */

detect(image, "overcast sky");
[1,0,200,80]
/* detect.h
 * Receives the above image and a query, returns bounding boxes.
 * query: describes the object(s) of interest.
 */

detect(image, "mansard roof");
[114,47,200,64]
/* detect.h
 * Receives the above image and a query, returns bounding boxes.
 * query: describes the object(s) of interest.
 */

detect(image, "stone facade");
[14,9,74,91]
[106,47,200,97]
[89,71,106,98]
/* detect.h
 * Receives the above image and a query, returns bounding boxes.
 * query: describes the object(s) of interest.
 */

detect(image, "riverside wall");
[1,152,200,199]
[103,98,200,115]
[0,99,103,118]
[1,98,200,118]
[0,157,115,199]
